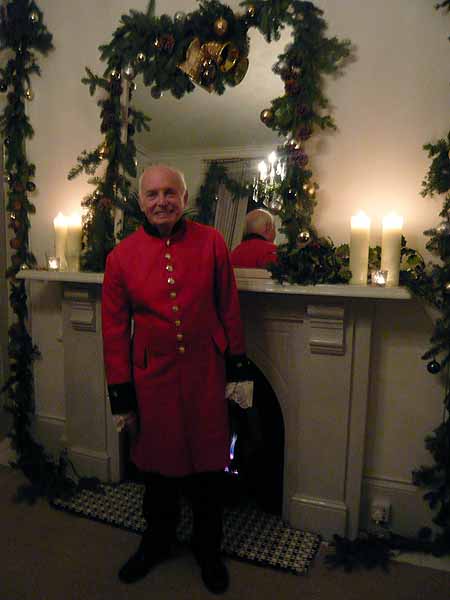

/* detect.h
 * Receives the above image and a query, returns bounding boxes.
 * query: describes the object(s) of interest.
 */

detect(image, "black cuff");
[108,382,137,415]
[226,354,252,382]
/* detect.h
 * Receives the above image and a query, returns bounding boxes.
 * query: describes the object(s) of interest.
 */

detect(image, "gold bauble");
[233,58,249,85]
[445,282,450,293]
[30,11,39,23]
[25,87,33,101]
[110,68,121,80]
[308,186,315,196]
[136,52,146,63]
[260,108,274,126]
[297,230,311,247]
[246,4,257,19]
[214,17,229,37]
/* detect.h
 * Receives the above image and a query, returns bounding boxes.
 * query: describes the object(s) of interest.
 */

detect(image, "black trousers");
[141,470,224,560]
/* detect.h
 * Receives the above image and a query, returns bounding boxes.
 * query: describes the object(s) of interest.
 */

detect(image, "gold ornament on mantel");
[246,5,257,19]
[297,230,311,248]
[25,87,34,101]
[445,282,450,293]
[214,17,228,36]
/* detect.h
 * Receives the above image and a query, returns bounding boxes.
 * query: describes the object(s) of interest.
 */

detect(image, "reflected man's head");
[245,209,276,242]
[138,164,188,236]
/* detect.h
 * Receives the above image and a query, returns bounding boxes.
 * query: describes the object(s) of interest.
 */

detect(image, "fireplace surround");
[16,267,410,539]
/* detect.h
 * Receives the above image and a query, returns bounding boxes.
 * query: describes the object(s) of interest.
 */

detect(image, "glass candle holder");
[46,256,60,271]
[371,269,388,287]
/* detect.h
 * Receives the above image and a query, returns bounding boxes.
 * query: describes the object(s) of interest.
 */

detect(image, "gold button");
[176,333,184,341]
[170,291,177,299]
[175,319,181,327]
[165,253,171,260]
[172,305,179,312]
[166,265,174,272]
[166,239,171,246]
[178,346,185,354]
[168,277,175,285]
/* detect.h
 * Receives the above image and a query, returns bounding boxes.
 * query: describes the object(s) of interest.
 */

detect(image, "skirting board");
[289,494,347,540]
[361,476,437,538]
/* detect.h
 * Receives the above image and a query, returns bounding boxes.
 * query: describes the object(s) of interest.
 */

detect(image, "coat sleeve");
[213,230,246,357]
[102,249,137,414]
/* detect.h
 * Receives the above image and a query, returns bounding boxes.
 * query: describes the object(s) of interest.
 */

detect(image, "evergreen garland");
[0,1,99,502]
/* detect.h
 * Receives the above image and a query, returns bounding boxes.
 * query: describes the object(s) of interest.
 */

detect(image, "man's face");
[139,166,188,236]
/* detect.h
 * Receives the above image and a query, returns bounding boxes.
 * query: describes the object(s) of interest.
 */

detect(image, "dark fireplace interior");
[125,360,285,515]
[224,360,284,515]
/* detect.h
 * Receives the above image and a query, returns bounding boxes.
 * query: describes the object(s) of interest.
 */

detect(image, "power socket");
[370,499,391,524]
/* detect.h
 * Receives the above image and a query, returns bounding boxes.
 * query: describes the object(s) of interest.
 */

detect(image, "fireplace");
[17,268,411,539]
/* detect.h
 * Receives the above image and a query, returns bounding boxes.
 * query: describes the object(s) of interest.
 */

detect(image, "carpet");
[51,481,321,575]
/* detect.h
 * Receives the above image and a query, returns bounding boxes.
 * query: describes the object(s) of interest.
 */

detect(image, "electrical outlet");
[370,499,391,524]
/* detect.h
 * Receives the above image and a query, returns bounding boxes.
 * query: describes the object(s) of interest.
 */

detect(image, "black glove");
[225,354,252,382]
[108,382,137,415]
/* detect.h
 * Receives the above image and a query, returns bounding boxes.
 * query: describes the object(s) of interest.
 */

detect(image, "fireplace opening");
[223,359,284,515]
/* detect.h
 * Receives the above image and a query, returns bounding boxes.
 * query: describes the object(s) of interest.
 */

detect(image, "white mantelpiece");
[17,268,411,540]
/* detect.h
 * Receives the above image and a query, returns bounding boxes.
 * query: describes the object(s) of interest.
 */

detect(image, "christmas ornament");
[0,81,7,93]
[260,108,274,126]
[269,198,283,213]
[136,52,146,63]
[285,78,301,95]
[427,359,441,374]
[151,86,163,99]
[20,263,30,270]
[154,37,162,50]
[308,185,316,196]
[200,59,217,87]
[123,64,135,80]
[110,68,121,80]
[297,230,311,246]
[246,5,257,19]
[445,282,450,293]
[273,59,289,75]
[297,126,312,141]
[30,10,39,23]
[214,17,228,37]
[26,181,36,192]
[5,173,12,184]
[233,58,249,85]
[174,11,186,23]
[10,237,21,250]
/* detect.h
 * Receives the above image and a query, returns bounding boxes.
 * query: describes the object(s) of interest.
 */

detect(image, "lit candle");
[381,212,403,287]
[53,212,67,271]
[65,213,82,271]
[350,211,371,285]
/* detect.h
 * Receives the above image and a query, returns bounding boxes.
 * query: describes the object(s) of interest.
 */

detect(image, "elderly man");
[231,208,278,268]
[101,164,248,593]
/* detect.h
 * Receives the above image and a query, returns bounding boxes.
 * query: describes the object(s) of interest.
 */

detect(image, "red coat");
[101,219,246,477]
[231,235,278,268]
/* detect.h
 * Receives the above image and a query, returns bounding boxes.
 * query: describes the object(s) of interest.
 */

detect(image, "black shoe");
[118,542,171,584]
[199,555,229,595]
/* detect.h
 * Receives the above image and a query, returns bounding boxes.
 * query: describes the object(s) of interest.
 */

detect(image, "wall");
[3,0,448,535]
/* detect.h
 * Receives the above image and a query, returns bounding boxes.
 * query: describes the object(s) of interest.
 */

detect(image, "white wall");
[8,0,450,534]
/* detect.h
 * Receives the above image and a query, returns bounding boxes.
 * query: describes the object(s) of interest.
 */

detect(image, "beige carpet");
[2,465,450,600]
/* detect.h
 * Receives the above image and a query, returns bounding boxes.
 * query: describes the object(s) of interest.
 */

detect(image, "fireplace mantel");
[17,268,411,539]
[16,268,411,300]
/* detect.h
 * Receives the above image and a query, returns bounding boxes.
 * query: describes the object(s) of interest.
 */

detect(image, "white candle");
[350,211,371,285]
[53,212,67,271]
[65,213,82,272]
[381,212,403,287]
